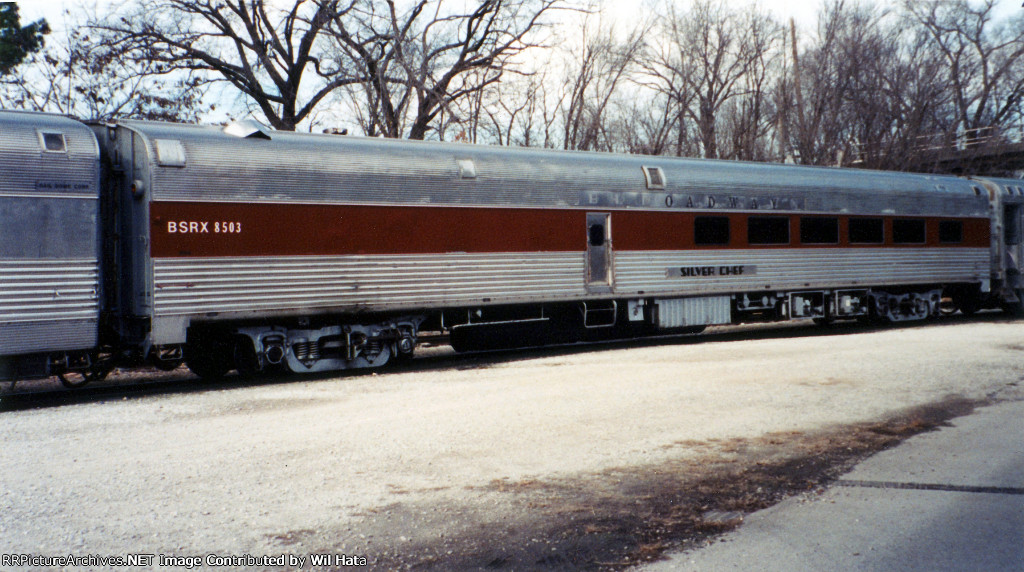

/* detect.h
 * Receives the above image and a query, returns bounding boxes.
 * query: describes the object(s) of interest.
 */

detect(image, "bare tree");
[720,7,782,161]
[92,0,355,130]
[617,90,678,155]
[558,15,645,151]
[842,4,949,171]
[640,0,771,159]
[471,72,553,146]
[904,0,1024,139]
[636,12,696,157]
[327,0,566,140]
[680,0,760,159]
[783,1,863,165]
[780,0,985,171]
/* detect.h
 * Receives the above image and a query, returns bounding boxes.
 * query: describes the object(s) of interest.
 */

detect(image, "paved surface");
[635,399,1024,572]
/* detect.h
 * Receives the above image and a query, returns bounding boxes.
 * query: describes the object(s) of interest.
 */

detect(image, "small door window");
[588,223,606,247]
[1005,206,1021,245]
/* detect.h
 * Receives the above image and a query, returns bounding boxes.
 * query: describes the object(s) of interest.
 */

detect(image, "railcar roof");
[110,118,979,198]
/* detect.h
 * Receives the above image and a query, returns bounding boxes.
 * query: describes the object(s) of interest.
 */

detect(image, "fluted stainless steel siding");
[615,248,989,295]
[0,259,99,353]
[151,253,587,342]
[0,113,99,200]
[654,296,732,328]
[0,112,100,355]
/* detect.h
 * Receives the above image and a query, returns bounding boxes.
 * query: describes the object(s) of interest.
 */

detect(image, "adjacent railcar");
[0,113,101,381]
[975,176,1024,310]
[0,110,1019,384]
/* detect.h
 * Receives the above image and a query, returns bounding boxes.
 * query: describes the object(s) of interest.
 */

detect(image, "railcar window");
[747,216,789,245]
[799,217,839,244]
[893,219,926,244]
[849,218,883,244]
[588,224,606,247]
[939,220,964,244]
[694,216,730,245]
[1006,206,1022,245]
[39,132,66,153]
[642,166,666,190]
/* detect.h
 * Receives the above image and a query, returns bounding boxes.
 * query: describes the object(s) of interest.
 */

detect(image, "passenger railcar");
[0,110,1021,385]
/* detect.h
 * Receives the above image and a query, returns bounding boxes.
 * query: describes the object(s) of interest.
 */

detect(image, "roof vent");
[457,159,477,179]
[224,120,271,139]
[642,166,666,190]
[154,139,186,167]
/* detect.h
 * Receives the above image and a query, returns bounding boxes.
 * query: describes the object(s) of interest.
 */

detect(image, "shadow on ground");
[272,396,982,571]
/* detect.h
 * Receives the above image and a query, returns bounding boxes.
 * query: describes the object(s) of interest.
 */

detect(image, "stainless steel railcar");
[0,113,102,382]
[1,110,1021,384]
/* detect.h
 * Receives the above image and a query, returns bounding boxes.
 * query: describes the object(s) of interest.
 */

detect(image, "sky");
[18,0,840,31]
[18,0,1022,36]
[13,0,1024,129]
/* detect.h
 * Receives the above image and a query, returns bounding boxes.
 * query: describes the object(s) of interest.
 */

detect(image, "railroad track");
[0,312,1007,409]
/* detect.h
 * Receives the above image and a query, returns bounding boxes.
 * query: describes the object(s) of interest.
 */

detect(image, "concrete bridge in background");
[855,124,1024,177]
[912,125,1024,176]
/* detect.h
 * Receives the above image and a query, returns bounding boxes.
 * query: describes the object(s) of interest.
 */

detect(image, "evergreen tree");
[0,3,49,76]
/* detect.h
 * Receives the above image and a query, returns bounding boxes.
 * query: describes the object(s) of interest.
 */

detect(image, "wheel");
[58,371,94,388]
[956,295,980,316]
[939,297,957,316]
[387,329,418,364]
[184,333,233,379]
[184,350,232,379]
[57,351,114,388]
[233,336,262,378]
[1001,299,1024,317]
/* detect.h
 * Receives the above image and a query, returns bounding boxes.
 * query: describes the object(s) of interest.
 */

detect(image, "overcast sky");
[14,0,1023,128]
[17,0,1024,37]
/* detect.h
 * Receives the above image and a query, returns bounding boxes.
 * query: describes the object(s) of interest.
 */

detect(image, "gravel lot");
[1,316,1022,570]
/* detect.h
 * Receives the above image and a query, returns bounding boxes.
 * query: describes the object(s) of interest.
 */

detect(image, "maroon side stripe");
[150,202,584,258]
[149,202,991,258]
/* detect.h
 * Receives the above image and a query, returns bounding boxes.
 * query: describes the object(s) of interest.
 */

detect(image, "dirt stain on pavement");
[273,395,982,571]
